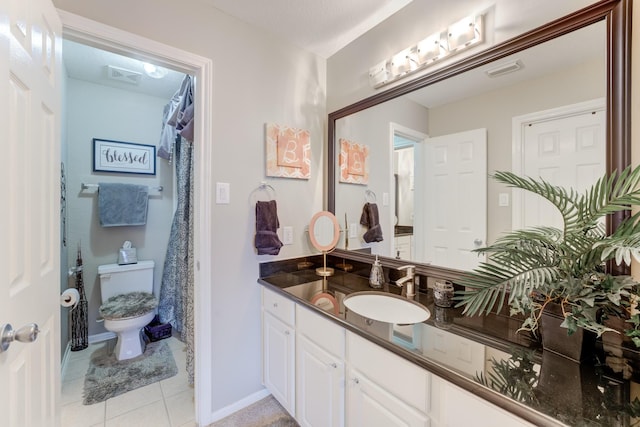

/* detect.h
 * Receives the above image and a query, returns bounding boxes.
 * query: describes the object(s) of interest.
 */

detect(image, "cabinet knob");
[273,303,278,308]
[353,377,360,384]
[284,330,290,336]
[329,362,337,368]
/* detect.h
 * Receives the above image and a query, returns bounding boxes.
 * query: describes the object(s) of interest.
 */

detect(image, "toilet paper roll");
[60,288,80,308]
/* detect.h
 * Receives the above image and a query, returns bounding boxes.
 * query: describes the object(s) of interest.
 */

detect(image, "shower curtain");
[158,137,194,384]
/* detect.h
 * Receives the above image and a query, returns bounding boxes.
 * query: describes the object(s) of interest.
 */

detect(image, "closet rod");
[81,183,164,192]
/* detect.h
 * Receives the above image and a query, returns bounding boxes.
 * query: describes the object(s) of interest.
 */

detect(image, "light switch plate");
[283,226,293,245]
[216,182,230,204]
[349,223,358,238]
[383,192,390,206]
[498,193,510,207]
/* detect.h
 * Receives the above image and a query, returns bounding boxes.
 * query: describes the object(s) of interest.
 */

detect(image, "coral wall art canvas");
[339,138,369,184]
[266,123,310,179]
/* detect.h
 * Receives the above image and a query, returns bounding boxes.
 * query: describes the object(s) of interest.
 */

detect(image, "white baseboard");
[89,332,116,343]
[206,388,271,424]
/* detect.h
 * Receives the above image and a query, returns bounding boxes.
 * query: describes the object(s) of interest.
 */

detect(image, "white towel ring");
[365,189,376,203]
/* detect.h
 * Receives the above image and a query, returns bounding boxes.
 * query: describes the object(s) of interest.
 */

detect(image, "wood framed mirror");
[327,0,631,277]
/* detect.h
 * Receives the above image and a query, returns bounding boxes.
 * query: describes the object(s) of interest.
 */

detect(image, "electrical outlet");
[349,223,358,238]
[283,226,294,245]
[499,193,510,207]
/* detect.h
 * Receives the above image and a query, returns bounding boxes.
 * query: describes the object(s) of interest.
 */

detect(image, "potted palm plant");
[456,165,640,361]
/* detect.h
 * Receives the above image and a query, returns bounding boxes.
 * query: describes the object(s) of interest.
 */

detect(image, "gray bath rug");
[209,394,298,427]
[83,339,177,405]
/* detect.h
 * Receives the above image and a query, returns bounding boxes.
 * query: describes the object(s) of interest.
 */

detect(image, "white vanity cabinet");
[262,285,535,427]
[430,375,535,427]
[296,305,345,427]
[262,288,296,414]
[346,332,430,427]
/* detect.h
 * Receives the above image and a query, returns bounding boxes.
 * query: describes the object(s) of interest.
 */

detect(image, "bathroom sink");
[343,291,430,324]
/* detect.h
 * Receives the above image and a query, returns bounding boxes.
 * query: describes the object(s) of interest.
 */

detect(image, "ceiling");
[62,39,186,100]
[203,0,414,59]
[62,0,601,107]
[62,0,414,100]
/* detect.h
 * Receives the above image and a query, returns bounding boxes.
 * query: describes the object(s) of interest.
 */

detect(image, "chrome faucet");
[396,265,416,298]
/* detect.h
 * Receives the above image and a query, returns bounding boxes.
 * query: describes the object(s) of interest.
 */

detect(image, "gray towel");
[98,183,149,227]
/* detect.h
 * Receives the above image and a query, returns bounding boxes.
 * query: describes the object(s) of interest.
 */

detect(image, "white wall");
[327,0,600,111]
[64,77,175,336]
[53,0,326,414]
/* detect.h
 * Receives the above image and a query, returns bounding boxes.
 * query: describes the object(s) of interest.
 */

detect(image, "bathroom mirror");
[328,0,631,276]
[309,211,340,252]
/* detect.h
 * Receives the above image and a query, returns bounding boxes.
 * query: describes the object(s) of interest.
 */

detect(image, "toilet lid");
[99,292,158,320]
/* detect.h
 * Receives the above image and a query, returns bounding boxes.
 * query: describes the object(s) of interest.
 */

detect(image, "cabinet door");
[347,368,430,427]
[263,311,295,414]
[431,376,533,427]
[296,334,345,427]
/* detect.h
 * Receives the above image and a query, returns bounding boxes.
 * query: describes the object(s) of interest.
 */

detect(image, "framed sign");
[265,123,311,179]
[93,138,156,175]
[339,138,369,184]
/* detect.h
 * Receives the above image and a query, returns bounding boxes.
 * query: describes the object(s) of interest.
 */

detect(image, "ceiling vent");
[485,60,523,78]
[106,65,142,85]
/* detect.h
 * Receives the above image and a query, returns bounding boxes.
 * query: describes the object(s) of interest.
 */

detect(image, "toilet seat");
[99,291,158,320]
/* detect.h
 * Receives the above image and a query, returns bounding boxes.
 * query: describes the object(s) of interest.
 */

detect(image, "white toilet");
[98,260,158,361]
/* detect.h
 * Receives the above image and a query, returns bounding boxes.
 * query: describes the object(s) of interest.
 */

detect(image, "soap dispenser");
[369,255,384,289]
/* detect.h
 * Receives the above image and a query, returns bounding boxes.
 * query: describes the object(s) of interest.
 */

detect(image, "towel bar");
[81,183,163,192]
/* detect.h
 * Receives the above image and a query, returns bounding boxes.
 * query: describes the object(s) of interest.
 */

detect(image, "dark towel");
[360,202,384,243]
[255,200,284,255]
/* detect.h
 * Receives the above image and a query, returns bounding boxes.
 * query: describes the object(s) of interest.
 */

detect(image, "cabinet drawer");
[347,331,429,413]
[263,287,295,326]
[296,304,345,358]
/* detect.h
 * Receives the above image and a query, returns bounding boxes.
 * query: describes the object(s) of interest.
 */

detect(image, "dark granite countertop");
[258,257,640,427]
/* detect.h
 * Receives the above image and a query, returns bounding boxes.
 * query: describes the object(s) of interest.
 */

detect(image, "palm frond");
[458,165,640,334]
[492,171,581,232]
[577,166,640,229]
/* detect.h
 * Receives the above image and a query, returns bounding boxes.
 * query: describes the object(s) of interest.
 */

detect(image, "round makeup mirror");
[309,211,340,251]
[309,211,340,276]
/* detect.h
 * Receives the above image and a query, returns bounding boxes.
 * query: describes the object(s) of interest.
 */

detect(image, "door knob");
[474,238,483,246]
[0,323,40,353]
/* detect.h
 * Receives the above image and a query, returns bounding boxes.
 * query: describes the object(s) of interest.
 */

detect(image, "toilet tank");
[98,260,155,301]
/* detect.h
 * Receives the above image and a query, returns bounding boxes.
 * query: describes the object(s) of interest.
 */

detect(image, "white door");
[415,128,487,270]
[0,0,62,425]
[296,334,344,427]
[513,103,606,230]
[263,311,296,414]
[347,368,429,427]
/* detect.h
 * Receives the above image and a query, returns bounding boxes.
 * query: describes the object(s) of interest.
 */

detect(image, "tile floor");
[61,336,195,427]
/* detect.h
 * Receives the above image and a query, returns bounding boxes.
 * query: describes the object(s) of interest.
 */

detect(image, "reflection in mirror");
[332,20,609,272]
[309,211,340,277]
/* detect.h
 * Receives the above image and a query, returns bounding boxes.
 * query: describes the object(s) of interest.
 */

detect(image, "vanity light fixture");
[369,14,484,88]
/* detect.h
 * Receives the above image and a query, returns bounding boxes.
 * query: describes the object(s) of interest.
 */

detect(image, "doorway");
[389,123,427,261]
[59,9,213,425]
[512,98,606,230]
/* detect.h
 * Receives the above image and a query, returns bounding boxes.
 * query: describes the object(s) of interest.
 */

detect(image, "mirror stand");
[316,251,335,277]
[309,211,342,277]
